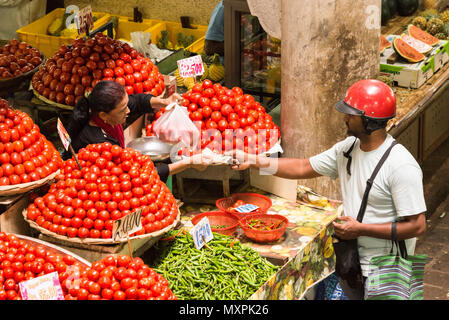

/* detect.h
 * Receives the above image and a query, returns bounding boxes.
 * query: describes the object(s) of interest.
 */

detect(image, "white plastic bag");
[130,31,173,63]
[152,103,200,146]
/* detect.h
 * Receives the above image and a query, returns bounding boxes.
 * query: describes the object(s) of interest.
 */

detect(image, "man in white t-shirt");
[231,79,427,299]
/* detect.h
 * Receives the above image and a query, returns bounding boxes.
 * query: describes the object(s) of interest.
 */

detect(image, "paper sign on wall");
[177,55,204,78]
[189,217,213,250]
[19,272,65,300]
[76,5,93,35]
[112,208,143,242]
[57,118,71,151]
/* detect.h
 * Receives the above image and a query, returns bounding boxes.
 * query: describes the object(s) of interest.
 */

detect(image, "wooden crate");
[175,165,250,204]
[0,194,32,236]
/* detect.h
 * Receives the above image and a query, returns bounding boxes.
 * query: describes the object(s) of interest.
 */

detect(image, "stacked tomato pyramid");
[25,143,178,240]
[0,99,62,186]
[146,80,280,155]
[32,32,165,107]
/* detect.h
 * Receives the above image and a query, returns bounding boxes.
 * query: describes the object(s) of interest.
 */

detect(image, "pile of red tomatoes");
[0,232,87,300]
[146,80,280,155]
[0,40,43,79]
[65,254,176,300]
[32,33,165,106]
[0,99,62,186]
[0,232,175,300]
[25,143,178,239]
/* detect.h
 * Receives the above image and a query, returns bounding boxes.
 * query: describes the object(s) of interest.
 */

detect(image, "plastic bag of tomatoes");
[24,142,179,243]
[63,255,176,300]
[146,80,281,156]
[152,103,200,145]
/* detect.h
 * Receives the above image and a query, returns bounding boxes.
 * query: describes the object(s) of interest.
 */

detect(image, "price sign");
[57,118,71,151]
[234,204,259,213]
[76,5,93,35]
[189,217,213,250]
[177,55,204,78]
[112,208,143,242]
[19,272,65,300]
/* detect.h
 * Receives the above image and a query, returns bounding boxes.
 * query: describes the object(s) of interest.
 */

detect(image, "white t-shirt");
[309,134,427,276]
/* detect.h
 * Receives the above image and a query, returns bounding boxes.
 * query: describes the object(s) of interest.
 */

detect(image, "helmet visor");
[334,100,364,116]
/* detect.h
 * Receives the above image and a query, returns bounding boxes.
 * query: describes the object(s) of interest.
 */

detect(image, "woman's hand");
[165,92,182,105]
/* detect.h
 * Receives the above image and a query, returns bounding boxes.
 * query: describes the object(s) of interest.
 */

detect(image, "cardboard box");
[380,36,449,89]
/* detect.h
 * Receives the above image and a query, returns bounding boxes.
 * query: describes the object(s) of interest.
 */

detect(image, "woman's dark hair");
[66,81,126,138]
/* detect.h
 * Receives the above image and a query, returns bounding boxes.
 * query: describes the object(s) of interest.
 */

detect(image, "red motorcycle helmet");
[335,79,396,120]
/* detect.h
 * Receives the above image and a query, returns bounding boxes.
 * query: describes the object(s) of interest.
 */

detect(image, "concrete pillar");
[280,0,381,199]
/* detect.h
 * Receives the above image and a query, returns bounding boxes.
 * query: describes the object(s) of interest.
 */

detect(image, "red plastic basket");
[191,211,239,236]
[216,193,272,219]
[239,214,288,243]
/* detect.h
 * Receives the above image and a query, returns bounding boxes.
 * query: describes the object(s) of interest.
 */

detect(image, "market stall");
[0,0,447,302]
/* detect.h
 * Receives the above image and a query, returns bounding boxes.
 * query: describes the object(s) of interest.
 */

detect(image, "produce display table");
[179,185,340,300]
[382,15,449,163]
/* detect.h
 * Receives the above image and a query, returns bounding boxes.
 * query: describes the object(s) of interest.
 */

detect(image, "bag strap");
[343,138,358,176]
[356,140,399,223]
[391,221,408,258]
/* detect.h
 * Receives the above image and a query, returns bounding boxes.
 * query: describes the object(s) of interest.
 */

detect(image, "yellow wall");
[64,0,220,25]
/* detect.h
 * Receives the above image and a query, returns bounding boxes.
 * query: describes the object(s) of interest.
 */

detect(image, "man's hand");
[332,216,362,240]
[227,149,260,170]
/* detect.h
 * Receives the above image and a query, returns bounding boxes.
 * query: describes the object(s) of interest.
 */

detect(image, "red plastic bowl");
[191,211,239,236]
[239,213,288,243]
[216,193,272,219]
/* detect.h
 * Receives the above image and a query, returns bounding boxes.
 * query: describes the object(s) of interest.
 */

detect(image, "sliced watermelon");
[408,24,440,46]
[380,35,391,54]
[393,37,425,63]
[400,33,432,54]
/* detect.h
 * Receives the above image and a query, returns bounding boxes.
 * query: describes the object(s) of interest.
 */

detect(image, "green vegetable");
[150,230,279,300]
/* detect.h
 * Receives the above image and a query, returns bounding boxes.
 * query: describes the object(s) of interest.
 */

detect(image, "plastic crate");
[113,16,162,42]
[145,21,206,54]
[16,8,111,58]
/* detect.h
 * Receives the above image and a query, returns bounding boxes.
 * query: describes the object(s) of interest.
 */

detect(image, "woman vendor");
[65,80,207,182]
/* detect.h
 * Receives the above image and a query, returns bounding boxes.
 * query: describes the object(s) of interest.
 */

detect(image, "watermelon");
[380,35,392,53]
[400,33,432,54]
[408,24,440,46]
[393,37,425,63]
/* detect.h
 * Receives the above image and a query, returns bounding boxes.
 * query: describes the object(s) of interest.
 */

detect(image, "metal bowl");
[126,136,173,162]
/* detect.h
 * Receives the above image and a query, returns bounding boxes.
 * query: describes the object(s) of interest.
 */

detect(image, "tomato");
[123,63,133,75]
[102,68,114,78]
[125,86,134,95]
[133,82,143,94]
[211,111,222,122]
[114,67,125,77]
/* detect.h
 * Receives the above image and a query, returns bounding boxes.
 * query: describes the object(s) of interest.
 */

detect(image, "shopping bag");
[152,103,200,147]
[333,238,365,292]
[365,242,426,300]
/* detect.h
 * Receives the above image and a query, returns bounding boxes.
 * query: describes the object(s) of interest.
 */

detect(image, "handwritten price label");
[177,55,204,78]
[19,272,65,300]
[234,204,259,213]
[189,217,213,250]
[112,208,143,242]
[57,118,71,151]
[75,5,93,35]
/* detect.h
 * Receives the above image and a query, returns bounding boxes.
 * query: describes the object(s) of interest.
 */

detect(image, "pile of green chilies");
[150,229,279,300]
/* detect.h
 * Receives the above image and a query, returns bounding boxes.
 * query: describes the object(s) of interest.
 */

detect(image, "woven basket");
[22,208,181,245]
[0,170,59,197]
